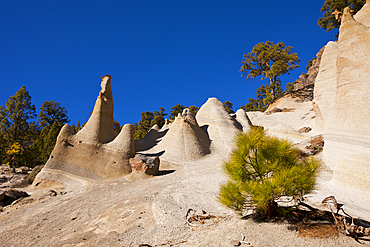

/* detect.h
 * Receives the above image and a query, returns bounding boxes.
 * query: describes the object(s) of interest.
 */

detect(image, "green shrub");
[218,128,321,218]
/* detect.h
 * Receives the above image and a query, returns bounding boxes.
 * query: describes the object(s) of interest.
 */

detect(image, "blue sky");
[1,1,334,125]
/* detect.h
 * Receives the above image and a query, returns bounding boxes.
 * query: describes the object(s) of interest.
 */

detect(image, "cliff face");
[313,2,370,196]
[293,46,325,91]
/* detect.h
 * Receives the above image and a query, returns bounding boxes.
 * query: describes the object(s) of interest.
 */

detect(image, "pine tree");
[318,0,366,37]
[218,128,321,218]
[169,105,187,120]
[241,81,283,112]
[223,101,234,114]
[39,101,69,127]
[28,101,70,166]
[239,41,299,101]
[134,108,167,139]
[0,86,37,167]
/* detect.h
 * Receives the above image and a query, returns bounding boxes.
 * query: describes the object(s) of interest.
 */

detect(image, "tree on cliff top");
[239,41,299,101]
[318,0,366,36]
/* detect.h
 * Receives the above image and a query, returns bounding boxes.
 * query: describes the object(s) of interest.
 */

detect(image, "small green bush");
[218,128,320,218]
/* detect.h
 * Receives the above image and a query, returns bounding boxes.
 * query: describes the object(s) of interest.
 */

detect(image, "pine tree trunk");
[270,77,276,101]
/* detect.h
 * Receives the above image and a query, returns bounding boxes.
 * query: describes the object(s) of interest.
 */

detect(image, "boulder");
[129,154,160,176]
[0,189,29,206]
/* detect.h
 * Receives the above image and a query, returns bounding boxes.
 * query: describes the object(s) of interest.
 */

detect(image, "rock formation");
[313,2,370,195]
[146,108,211,163]
[293,46,325,91]
[134,125,168,152]
[235,109,253,133]
[196,97,244,154]
[35,75,135,185]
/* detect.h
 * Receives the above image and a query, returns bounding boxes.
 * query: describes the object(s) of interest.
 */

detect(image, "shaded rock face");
[235,109,253,133]
[196,97,244,154]
[36,76,135,183]
[0,189,29,207]
[313,3,370,191]
[134,125,168,152]
[294,46,325,91]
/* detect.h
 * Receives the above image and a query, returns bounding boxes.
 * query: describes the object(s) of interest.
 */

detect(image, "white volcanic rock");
[147,108,211,163]
[196,97,242,155]
[235,109,253,132]
[35,76,135,185]
[312,3,370,218]
[135,124,168,152]
[248,87,316,144]
[312,41,338,133]
[76,75,116,145]
[354,0,370,26]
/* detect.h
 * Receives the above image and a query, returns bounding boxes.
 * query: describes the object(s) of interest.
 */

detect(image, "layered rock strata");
[35,75,135,185]
[313,3,370,194]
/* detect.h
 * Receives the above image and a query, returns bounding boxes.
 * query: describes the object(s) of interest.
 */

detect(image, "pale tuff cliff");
[313,1,370,215]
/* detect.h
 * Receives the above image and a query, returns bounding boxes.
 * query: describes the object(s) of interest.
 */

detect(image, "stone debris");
[298,127,312,133]
[15,166,32,174]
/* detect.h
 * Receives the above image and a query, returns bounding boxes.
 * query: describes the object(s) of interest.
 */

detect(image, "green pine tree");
[218,128,321,218]
[223,101,234,114]
[240,41,299,101]
[0,86,37,167]
[318,0,366,37]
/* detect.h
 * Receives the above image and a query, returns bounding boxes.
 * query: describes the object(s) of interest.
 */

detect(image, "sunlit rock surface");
[35,75,135,185]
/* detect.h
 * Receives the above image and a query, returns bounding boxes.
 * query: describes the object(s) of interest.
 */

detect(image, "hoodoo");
[35,76,135,185]
[147,108,211,163]
[196,97,243,154]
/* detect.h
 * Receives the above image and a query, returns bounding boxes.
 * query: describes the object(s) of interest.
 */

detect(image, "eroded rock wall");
[313,3,370,193]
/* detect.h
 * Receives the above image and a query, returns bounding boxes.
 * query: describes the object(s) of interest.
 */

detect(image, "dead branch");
[322,195,370,241]
[185,208,226,228]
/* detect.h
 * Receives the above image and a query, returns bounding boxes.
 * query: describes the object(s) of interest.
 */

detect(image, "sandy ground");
[0,152,367,247]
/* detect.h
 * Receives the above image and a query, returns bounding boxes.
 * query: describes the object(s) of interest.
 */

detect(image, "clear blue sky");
[1,1,334,125]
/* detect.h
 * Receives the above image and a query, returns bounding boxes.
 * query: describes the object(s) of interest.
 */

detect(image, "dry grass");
[297,223,339,238]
